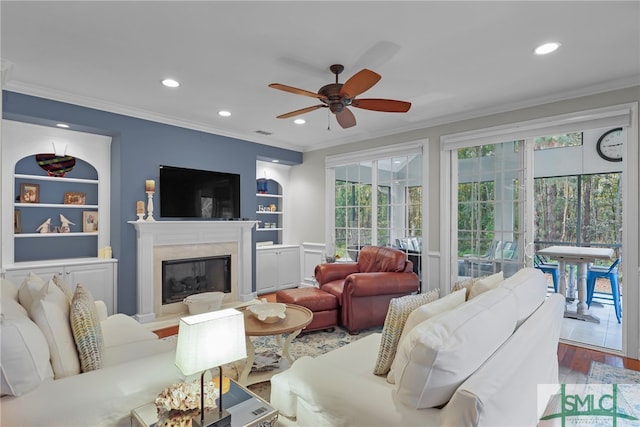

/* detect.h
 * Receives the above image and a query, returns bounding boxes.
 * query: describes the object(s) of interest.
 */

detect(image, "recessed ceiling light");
[534,42,561,55]
[161,78,180,88]
[218,110,231,117]
[55,123,70,128]
[294,118,306,125]
[272,159,280,163]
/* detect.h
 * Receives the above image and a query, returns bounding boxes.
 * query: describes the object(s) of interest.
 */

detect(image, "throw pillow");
[468,271,504,299]
[29,284,80,378]
[70,284,104,373]
[392,287,517,409]
[52,275,74,302]
[1,277,19,300]
[0,298,55,396]
[450,276,480,300]
[17,272,47,312]
[387,288,467,384]
[372,289,439,376]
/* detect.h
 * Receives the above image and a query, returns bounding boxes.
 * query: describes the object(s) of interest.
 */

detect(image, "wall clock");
[596,127,623,162]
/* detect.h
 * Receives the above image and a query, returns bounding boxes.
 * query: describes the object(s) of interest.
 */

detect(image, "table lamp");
[175,308,247,427]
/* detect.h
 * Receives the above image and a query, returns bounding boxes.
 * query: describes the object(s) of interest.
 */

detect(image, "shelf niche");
[256,178,283,244]
[2,120,112,265]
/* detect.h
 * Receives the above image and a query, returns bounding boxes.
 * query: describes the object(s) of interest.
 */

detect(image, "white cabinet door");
[277,247,300,290]
[66,263,117,315]
[255,246,300,294]
[256,250,278,294]
[3,266,62,286]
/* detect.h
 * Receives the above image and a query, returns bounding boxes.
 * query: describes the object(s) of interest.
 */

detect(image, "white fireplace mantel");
[129,220,258,323]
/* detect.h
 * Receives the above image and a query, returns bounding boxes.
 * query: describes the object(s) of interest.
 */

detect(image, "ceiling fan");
[269,64,411,129]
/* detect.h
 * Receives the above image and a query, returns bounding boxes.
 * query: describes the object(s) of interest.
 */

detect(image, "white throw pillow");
[17,272,48,312]
[393,287,517,409]
[1,278,19,301]
[0,297,54,396]
[468,271,504,299]
[387,288,467,384]
[30,284,80,378]
[372,289,440,376]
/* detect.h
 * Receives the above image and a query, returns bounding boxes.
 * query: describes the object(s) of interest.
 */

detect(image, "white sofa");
[1,274,182,426]
[271,268,564,427]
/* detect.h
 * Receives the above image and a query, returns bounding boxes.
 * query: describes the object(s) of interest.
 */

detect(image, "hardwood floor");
[558,342,640,374]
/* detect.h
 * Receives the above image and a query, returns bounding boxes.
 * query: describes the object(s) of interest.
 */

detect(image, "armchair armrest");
[344,272,419,297]
[315,262,360,285]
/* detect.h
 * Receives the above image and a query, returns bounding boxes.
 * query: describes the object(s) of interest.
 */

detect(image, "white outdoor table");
[537,245,614,323]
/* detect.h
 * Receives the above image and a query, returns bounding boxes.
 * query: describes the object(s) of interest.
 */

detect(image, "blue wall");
[3,91,303,315]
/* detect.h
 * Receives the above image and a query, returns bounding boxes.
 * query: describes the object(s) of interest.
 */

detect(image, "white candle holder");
[136,212,145,222]
[145,191,156,221]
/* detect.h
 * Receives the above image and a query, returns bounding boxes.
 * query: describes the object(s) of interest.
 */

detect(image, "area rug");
[247,326,380,401]
[583,361,640,424]
[587,361,640,384]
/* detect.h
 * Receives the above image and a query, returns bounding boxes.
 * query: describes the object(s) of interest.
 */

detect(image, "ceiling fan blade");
[268,83,325,99]
[336,108,356,129]
[351,98,411,113]
[339,69,381,99]
[276,105,325,119]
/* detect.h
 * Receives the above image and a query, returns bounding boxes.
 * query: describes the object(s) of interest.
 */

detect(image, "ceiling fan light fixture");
[294,118,306,125]
[534,42,561,55]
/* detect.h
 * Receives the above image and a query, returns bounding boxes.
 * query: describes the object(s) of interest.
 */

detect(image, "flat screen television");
[159,165,241,219]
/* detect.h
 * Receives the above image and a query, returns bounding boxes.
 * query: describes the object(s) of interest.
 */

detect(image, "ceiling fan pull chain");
[327,109,331,131]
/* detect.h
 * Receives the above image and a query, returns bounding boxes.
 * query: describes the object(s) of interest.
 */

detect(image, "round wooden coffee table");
[239,303,313,385]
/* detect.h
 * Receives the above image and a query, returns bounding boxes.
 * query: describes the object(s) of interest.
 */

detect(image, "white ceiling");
[2,1,639,153]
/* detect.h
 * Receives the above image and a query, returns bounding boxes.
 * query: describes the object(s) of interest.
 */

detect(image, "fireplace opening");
[162,255,231,304]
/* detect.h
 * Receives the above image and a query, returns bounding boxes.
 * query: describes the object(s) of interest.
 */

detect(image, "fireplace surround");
[129,220,258,323]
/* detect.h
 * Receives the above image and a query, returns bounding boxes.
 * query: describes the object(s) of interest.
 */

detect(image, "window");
[326,142,424,276]
[534,172,622,263]
[534,132,583,151]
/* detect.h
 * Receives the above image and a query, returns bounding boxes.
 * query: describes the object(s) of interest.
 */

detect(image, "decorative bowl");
[183,292,224,314]
[248,302,287,323]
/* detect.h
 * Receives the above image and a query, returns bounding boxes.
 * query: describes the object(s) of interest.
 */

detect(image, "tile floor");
[558,296,622,351]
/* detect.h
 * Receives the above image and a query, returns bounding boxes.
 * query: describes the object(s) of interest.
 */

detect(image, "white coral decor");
[155,381,219,413]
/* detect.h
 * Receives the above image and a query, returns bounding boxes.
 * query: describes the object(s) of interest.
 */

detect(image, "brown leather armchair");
[314,246,419,334]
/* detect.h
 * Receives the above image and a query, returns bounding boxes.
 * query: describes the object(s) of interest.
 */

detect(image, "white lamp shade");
[175,308,247,376]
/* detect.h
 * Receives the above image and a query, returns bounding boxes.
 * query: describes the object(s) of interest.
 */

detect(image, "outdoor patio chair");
[534,254,559,292]
[586,257,621,323]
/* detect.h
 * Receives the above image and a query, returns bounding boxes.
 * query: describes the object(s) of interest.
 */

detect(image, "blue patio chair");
[586,257,621,323]
[534,254,559,292]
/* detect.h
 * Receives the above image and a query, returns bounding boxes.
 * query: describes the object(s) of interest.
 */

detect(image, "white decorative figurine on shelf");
[36,218,51,233]
[59,214,75,233]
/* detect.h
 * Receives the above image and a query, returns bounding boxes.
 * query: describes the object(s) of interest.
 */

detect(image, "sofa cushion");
[70,284,104,373]
[500,267,547,327]
[468,271,504,299]
[1,296,55,396]
[387,288,467,383]
[17,272,48,312]
[30,284,80,378]
[392,287,517,409]
[372,289,439,375]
